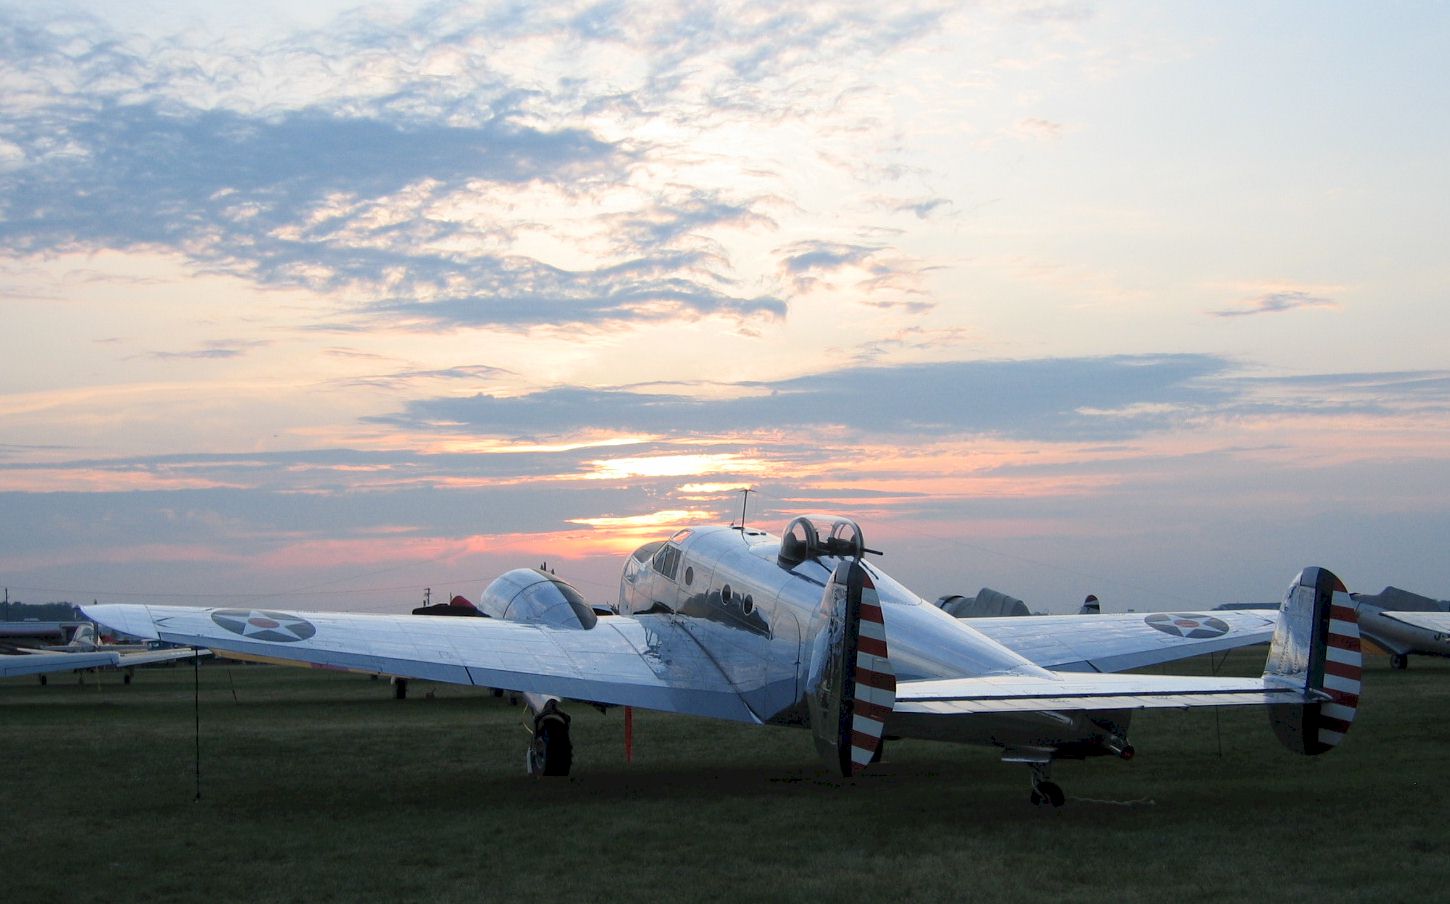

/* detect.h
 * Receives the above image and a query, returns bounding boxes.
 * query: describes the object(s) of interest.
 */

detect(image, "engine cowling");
[479,568,598,629]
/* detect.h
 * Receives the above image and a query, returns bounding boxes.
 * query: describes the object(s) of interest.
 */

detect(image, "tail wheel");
[1390,653,1409,670]
[528,712,573,778]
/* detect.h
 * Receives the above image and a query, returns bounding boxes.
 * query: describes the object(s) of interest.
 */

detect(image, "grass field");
[3,650,1448,903]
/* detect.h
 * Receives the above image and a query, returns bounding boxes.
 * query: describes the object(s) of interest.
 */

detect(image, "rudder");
[1264,566,1361,754]
[805,559,896,776]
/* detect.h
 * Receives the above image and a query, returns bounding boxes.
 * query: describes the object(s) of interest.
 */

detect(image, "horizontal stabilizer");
[895,671,1309,716]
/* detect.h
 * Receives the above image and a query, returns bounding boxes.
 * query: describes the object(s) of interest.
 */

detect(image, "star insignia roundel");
[211,609,317,643]
[1144,613,1230,639]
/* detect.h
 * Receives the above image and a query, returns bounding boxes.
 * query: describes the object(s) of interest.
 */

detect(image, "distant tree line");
[1,600,86,621]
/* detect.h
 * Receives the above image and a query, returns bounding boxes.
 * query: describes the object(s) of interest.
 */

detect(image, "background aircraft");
[85,515,1357,806]
[0,621,205,684]
[1351,586,1450,669]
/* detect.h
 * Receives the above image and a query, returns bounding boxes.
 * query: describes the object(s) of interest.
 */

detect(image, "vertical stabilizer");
[806,560,896,776]
[1264,566,1361,754]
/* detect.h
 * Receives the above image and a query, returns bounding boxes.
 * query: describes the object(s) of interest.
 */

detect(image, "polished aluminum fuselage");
[617,524,1127,754]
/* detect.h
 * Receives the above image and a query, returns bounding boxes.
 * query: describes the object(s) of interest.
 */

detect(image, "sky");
[2,0,1448,614]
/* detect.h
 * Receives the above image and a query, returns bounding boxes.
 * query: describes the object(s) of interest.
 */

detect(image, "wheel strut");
[526,700,573,778]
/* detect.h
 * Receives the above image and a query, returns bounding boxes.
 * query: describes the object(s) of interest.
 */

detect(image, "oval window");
[721,584,732,603]
[684,566,694,586]
[742,594,755,616]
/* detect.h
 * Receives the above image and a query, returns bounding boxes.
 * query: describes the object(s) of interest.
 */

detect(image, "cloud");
[342,363,517,391]
[0,4,959,333]
[1210,291,1338,318]
[776,239,934,308]
[374,355,1237,442]
[148,339,270,361]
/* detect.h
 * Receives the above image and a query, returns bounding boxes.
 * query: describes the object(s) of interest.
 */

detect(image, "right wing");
[965,609,1278,672]
[83,604,760,724]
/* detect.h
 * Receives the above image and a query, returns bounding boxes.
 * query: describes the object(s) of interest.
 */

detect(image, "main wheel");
[527,714,573,778]
[1031,781,1065,807]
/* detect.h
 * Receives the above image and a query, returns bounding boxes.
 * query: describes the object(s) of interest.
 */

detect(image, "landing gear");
[1390,653,1409,670]
[1028,763,1066,808]
[527,701,573,778]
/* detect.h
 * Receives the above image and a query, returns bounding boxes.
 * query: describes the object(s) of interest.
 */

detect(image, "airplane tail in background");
[1264,566,1362,755]
[806,559,896,776]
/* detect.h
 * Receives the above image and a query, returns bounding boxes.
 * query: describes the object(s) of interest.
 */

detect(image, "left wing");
[966,609,1278,672]
[83,604,761,724]
[1,650,120,678]
[0,646,206,679]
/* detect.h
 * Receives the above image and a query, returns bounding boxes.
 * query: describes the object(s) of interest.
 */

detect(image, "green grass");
[3,651,1448,903]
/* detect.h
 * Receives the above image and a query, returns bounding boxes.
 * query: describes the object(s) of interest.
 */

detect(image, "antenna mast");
[738,488,752,530]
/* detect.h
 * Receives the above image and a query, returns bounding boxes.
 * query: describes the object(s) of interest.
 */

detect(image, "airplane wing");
[0,645,206,678]
[114,647,211,668]
[82,604,761,724]
[964,609,1278,672]
[1,650,120,678]
[1378,611,1450,634]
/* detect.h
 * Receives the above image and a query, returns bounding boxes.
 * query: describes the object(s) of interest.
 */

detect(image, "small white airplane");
[1350,586,1450,670]
[84,515,1361,805]
[0,623,206,683]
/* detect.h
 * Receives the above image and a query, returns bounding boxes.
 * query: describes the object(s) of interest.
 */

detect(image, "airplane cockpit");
[776,515,874,568]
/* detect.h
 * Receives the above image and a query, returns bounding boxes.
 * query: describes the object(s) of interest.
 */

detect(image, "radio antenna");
[738,488,752,530]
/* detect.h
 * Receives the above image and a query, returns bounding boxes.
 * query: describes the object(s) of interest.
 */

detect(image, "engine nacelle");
[479,568,598,629]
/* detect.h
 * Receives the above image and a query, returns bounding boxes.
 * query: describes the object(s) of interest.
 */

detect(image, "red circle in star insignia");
[210,609,317,642]
[1145,612,1231,639]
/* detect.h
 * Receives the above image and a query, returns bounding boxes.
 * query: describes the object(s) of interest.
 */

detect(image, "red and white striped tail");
[848,575,895,774]
[1318,588,1361,748]
[1266,566,1362,755]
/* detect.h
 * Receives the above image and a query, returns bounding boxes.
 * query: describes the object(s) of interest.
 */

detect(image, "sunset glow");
[2,1,1448,612]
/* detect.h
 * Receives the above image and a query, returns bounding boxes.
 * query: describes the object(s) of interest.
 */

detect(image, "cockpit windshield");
[777,515,871,567]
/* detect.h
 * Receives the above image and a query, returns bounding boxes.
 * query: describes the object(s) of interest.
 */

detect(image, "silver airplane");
[83,515,1361,805]
[0,622,206,684]
[1350,586,1450,670]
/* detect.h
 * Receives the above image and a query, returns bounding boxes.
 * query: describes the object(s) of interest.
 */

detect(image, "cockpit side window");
[651,544,682,581]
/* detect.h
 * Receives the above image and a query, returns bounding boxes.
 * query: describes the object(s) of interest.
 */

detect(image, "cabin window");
[651,544,682,581]
[684,566,694,586]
